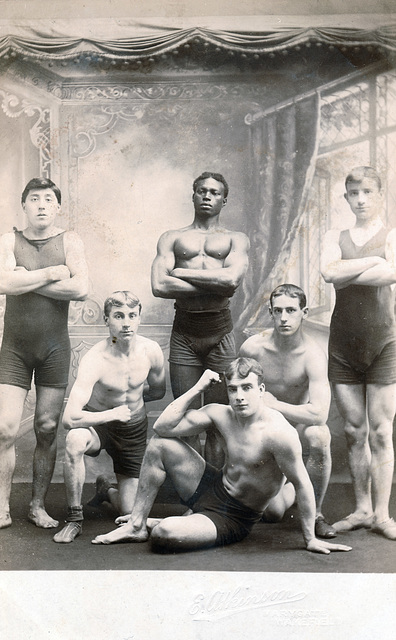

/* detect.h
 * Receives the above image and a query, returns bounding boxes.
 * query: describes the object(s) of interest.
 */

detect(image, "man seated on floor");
[239,284,335,539]
[91,358,351,555]
[53,290,166,543]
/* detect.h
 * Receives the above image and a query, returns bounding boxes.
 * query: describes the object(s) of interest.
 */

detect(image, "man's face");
[192,178,226,217]
[227,372,264,418]
[22,188,60,230]
[105,304,141,342]
[270,294,307,336]
[344,177,382,222]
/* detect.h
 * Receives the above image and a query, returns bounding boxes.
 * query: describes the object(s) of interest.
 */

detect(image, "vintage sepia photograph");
[0,1,396,638]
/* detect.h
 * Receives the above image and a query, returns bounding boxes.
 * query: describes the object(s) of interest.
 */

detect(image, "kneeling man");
[92,358,350,555]
[53,290,166,543]
[240,284,335,538]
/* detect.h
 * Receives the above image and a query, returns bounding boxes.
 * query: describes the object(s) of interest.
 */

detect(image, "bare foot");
[0,513,12,529]
[91,522,149,545]
[28,507,59,529]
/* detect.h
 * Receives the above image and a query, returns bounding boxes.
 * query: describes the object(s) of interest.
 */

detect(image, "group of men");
[0,165,394,557]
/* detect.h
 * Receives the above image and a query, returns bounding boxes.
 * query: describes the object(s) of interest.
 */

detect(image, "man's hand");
[306,538,352,554]
[46,265,71,282]
[111,405,132,422]
[197,369,222,394]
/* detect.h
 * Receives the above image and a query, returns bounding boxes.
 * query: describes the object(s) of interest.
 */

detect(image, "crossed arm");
[151,230,249,299]
[0,231,89,300]
[320,228,396,288]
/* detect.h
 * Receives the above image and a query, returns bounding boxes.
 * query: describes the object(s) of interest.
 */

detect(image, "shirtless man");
[91,358,351,555]
[239,284,335,539]
[151,172,249,466]
[321,166,396,540]
[0,178,89,530]
[53,291,166,543]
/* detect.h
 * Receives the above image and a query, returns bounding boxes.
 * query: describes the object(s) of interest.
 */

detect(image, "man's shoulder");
[0,231,16,247]
[240,331,272,354]
[136,334,163,357]
[301,333,327,362]
[263,408,300,444]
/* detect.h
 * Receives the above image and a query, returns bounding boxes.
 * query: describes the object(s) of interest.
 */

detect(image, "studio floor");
[1,482,396,573]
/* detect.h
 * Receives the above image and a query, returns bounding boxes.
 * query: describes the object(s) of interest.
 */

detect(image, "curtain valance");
[0,25,395,60]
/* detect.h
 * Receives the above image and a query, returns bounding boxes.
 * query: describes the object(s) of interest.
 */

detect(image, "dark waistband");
[173,305,233,338]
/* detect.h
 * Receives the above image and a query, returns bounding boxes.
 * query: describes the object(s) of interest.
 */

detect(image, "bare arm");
[0,233,70,295]
[343,228,396,287]
[151,230,203,298]
[320,229,384,286]
[153,369,221,437]
[35,231,89,301]
[273,428,351,554]
[143,343,166,402]
[264,347,330,426]
[171,232,250,296]
[63,352,131,429]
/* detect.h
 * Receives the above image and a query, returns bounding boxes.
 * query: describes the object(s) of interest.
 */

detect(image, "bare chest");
[174,231,232,265]
[260,350,308,401]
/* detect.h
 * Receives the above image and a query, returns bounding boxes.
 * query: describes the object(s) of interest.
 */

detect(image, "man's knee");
[150,520,183,551]
[0,420,19,447]
[305,424,331,453]
[34,413,59,441]
[369,420,394,451]
[65,429,92,459]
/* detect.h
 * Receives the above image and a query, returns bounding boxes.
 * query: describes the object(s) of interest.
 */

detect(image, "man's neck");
[108,335,138,356]
[272,327,304,351]
[191,214,222,231]
[23,224,60,240]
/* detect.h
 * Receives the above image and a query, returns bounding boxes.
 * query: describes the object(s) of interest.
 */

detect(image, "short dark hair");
[21,178,61,205]
[224,357,263,385]
[270,284,307,310]
[193,172,229,198]
[345,166,382,191]
[104,291,142,318]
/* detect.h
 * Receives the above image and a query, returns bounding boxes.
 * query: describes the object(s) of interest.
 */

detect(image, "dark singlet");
[2,229,70,356]
[330,227,395,355]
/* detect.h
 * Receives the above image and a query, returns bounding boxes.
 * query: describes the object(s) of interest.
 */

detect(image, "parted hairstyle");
[104,291,142,318]
[224,357,264,385]
[269,284,307,310]
[345,166,382,191]
[21,178,62,205]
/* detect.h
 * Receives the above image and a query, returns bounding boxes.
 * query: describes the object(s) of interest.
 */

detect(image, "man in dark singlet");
[151,172,249,467]
[53,291,166,544]
[0,177,89,529]
[91,359,351,555]
[321,166,396,540]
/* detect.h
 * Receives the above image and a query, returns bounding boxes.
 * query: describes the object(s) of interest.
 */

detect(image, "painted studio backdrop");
[1,22,396,480]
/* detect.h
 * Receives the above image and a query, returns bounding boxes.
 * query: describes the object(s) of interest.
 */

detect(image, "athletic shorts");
[328,337,396,385]
[0,340,71,390]
[88,414,148,477]
[169,329,236,370]
[181,463,263,546]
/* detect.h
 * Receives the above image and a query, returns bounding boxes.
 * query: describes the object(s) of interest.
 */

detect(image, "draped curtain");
[235,92,321,336]
[0,25,396,59]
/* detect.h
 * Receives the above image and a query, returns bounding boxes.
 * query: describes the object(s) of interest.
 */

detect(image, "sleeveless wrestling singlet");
[329,227,395,368]
[2,230,70,358]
